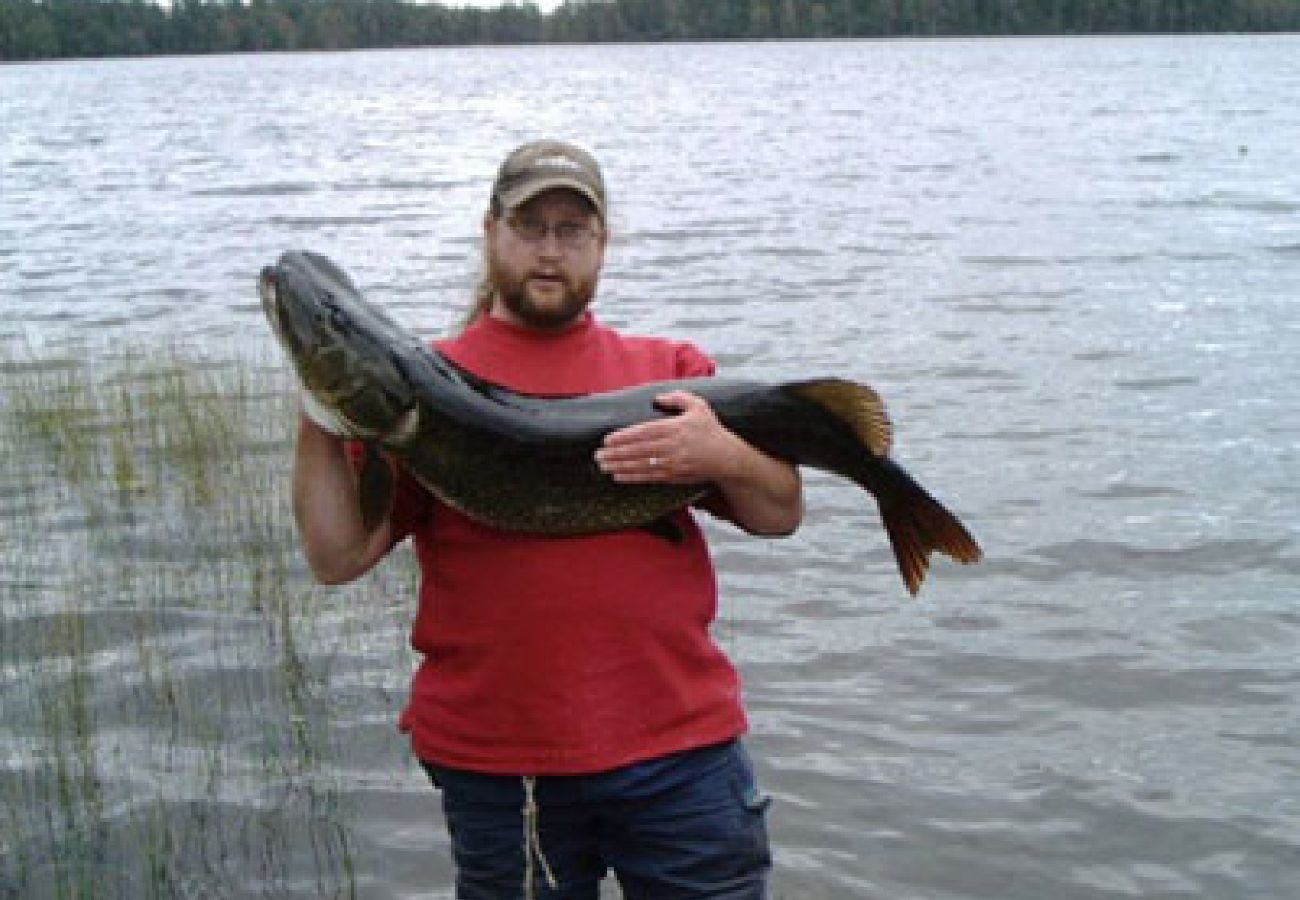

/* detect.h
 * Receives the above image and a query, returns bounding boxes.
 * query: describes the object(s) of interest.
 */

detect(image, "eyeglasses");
[506,215,601,251]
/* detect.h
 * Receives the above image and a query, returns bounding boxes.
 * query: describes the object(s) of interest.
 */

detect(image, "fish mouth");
[259,261,335,387]
[258,266,296,354]
[260,264,325,370]
[257,266,278,311]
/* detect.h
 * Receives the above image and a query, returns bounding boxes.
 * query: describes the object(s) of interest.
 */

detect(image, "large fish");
[259,250,981,595]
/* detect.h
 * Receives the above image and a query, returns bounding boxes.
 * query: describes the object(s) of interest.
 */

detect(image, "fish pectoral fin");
[357,443,395,532]
[639,517,685,544]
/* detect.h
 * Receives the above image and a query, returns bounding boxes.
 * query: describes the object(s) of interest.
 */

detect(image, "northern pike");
[259,250,981,595]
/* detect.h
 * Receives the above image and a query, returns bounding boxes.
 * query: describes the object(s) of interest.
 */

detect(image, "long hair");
[456,196,504,334]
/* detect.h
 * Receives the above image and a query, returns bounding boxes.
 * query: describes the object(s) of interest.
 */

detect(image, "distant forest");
[3,0,1298,61]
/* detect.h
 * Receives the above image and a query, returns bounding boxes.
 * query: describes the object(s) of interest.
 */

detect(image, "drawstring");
[522,776,558,899]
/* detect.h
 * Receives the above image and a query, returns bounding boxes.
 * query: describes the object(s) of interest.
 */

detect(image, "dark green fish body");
[260,251,981,594]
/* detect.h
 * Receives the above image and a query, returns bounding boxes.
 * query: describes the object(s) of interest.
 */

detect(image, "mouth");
[527,272,569,293]
[258,268,288,340]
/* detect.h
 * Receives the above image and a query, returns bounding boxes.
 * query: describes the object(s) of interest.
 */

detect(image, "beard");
[486,248,598,331]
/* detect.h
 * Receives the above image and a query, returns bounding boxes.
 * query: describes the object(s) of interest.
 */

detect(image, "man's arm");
[594,390,804,536]
[292,416,398,584]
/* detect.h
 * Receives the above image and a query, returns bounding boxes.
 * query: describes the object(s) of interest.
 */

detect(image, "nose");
[535,229,565,256]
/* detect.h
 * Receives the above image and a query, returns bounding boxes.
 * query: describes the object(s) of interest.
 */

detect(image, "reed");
[0,341,379,899]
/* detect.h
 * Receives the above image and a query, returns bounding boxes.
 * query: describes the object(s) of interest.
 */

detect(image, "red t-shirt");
[381,312,747,775]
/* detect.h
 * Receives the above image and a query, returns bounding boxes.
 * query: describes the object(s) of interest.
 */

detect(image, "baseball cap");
[491,140,606,220]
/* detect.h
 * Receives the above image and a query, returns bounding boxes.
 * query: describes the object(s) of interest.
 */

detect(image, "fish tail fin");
[785,378,981,595]
[873,459,982,596]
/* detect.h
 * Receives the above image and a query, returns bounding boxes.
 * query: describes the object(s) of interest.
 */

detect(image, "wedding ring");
[648,456,660,468]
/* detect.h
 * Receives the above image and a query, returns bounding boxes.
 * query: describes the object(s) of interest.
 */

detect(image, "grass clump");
[0,341,391,900]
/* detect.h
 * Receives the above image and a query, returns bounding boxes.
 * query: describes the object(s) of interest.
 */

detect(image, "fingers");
[594,436,676,483]
[595,391,719,484]
[601,392,701,448]
[651,390,700,415]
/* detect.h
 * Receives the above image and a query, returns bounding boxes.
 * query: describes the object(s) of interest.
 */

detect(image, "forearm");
[711,433,804,536]
[292,417,392,584]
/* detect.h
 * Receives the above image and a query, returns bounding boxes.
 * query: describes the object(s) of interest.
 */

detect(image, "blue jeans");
[421,740,772,899]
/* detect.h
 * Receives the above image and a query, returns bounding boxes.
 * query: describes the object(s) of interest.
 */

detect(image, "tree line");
[3,0,1298,61]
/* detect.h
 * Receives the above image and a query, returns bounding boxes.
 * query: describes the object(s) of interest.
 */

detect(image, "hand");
[594,390,745,485]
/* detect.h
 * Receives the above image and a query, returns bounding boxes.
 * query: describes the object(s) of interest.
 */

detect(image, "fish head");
[260,251,419,444]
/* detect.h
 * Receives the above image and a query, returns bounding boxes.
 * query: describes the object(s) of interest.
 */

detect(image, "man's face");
[485,188,606,331]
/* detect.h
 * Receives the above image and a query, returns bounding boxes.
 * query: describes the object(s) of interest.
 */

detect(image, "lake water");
[2,36,1299,899]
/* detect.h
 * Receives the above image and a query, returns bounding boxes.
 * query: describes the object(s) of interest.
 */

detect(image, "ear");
[482,212,496,236]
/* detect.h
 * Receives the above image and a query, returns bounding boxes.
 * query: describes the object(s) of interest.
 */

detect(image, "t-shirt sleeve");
[673,341,717,379]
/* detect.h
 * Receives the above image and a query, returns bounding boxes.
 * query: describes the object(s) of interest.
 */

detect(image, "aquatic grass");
[0,341,378,899]
[1,356,101,491]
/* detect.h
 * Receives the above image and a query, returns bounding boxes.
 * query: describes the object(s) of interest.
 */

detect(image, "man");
[292,140,803,899]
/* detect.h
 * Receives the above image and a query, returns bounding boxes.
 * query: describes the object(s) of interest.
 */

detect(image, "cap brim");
[498,176,604,217]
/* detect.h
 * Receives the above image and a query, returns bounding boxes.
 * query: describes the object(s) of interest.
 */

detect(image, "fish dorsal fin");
[789,379,893,457]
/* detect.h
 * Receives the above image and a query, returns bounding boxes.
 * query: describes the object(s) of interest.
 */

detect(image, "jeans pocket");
[728,743,773,869]
[728,743,771,810]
